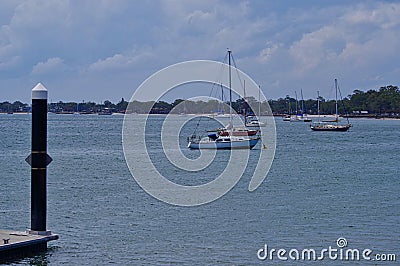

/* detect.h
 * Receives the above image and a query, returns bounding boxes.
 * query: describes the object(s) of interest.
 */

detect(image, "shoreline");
[273,113,400,120]
[1,112,399,120]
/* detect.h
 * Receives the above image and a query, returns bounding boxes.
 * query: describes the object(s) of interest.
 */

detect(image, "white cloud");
[31,57,65,75]
[343,2,400,29]
[156,0,265,58]
[288,25,344,74]
[87,50,154,73]
[258,43,280,63]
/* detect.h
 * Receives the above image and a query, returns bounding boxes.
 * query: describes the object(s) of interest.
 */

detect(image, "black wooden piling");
[1,83,57,262]
[28,83,52,233]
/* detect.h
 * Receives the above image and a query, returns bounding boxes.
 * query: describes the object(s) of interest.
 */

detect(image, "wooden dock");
[0,229,58,262]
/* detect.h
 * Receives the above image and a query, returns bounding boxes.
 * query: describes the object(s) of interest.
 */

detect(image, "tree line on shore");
[270,85,400,117]
[1,85,399,117]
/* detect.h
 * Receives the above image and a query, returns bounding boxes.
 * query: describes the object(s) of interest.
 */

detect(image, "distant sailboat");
[217,80,259,135]
[246,120,266,127]
[214,83,227,117]
[246,85,266,127]
[291,91,301,122]
[74,102,80,115]
[299,89,312,122]
[310,79,351,132]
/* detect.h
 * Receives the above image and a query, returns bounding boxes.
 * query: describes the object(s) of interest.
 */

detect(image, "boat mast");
[243,79,246,125]
[221,83,224,102]
[317,90,320,121]
[219,83,224,115]
[286,95,291,115]
[258,85,261,117]
[228,50,233,132]
[334,78,338,120]
[335,78,351,125]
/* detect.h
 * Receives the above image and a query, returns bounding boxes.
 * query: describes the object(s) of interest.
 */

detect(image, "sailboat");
[298,89,312,122]
[246,85,266,127]
[218,127,259,136]
[214,83,228,117]
[289,91,311,122]
[215,80,262,131]
[283,94,302,122]
[310,79,352,131]
[188,50,261,149]
[290,91,301,122]
[283,95,292,121]
[217,80,259,136]
[246,119,266,127]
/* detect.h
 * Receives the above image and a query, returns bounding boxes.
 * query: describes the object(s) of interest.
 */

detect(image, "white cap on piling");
[32,82,48,100]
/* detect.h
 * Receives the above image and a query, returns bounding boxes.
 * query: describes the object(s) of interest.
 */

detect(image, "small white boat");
[290,115,301,122]
[246,120,266,127]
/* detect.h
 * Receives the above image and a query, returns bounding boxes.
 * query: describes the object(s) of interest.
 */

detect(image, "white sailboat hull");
[188,137,260,150]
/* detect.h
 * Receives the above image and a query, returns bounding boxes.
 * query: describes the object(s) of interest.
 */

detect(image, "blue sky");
[1,0,399,103]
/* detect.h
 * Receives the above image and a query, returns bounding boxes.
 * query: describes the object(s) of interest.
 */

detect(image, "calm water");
[0,114,399,265]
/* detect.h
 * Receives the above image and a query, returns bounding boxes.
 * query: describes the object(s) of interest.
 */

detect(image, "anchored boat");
[188,50,260,150]
[310,79,352,132]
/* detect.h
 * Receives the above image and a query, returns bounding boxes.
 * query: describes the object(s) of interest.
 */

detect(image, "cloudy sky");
[1,0,399,103]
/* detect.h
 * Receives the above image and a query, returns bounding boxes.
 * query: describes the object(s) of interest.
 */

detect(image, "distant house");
[352,110,368,114]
